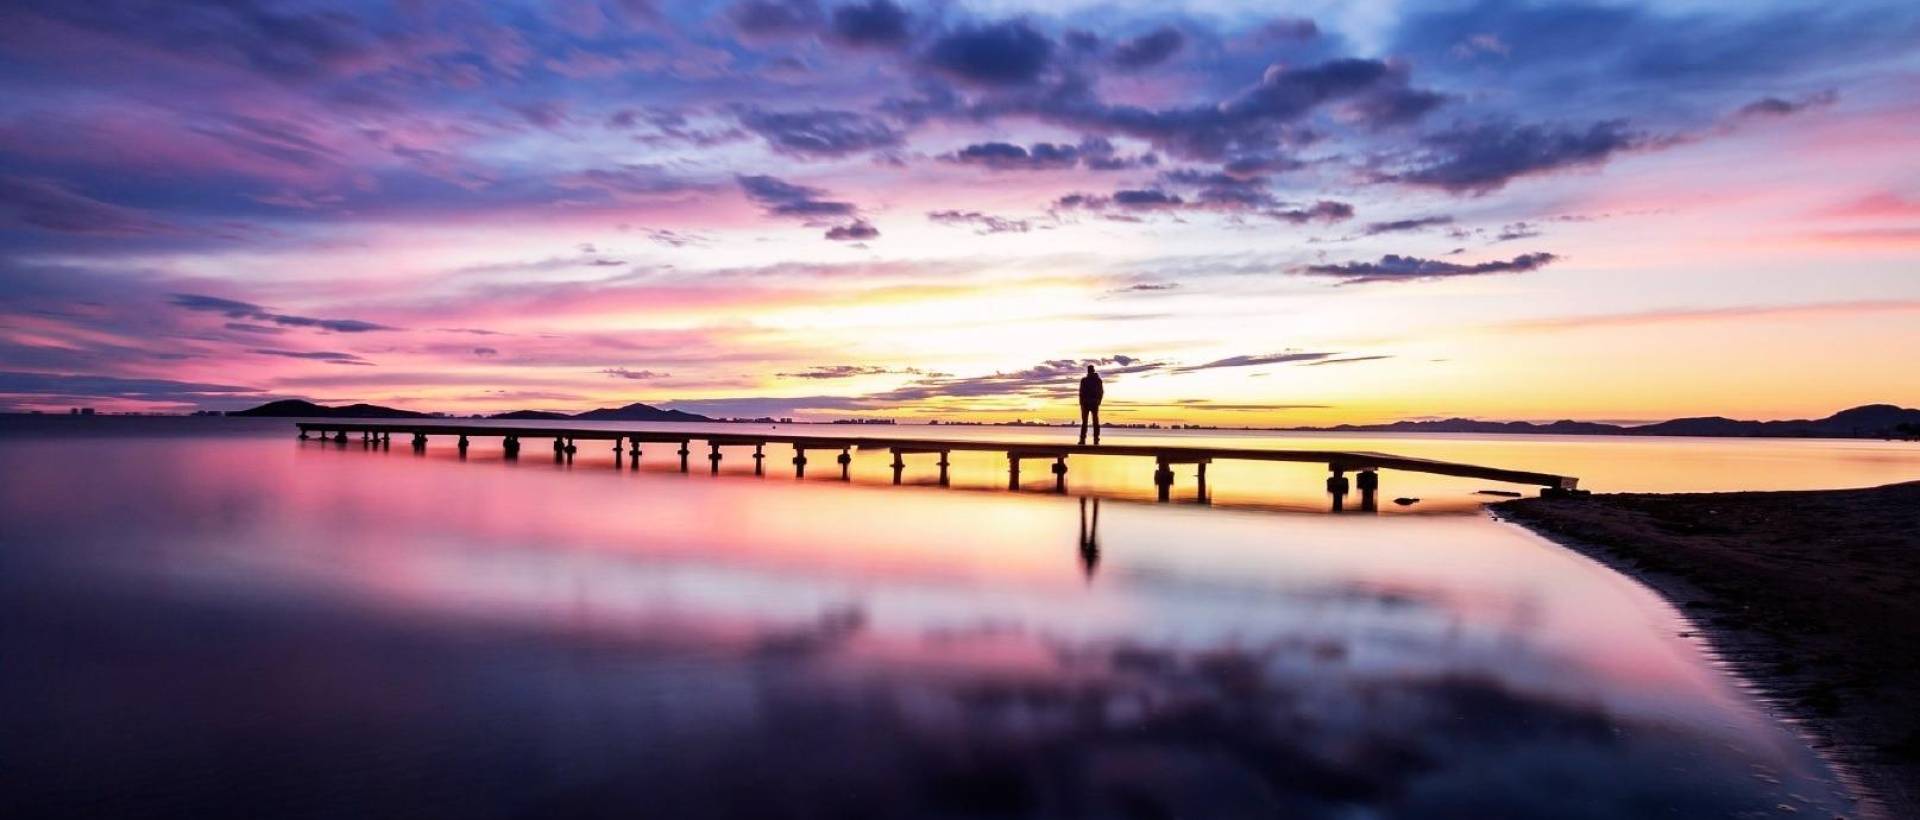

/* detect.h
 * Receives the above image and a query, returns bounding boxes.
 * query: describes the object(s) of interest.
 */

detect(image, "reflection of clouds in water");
[743,631,1795,818]
[674,601,1813,818]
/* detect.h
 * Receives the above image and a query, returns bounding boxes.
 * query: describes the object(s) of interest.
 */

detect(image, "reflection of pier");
[296,422,1583,505]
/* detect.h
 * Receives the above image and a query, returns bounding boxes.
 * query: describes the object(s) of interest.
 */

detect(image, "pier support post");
[837,448,852,480]
[381,432,390,448]
[1327,466,1350,513]
[1008,454,1021,490]
[629,440,641,466]
[1357,469,1378,512]
[937,452,950,486]
[1196,461,1209,504]
[709,442,723,475]
[1154,459,1174,502]
[458,434,470,453]
[753,444,765,476]
[333,430,346,443]
[564,438,577,456]
[504,436,520,459]
[299,428,309,440]
[890,449,905,484]
[1051,456,1068,494]
[793,447,808,478]
[678,441,690,473]
[411,433,427,451]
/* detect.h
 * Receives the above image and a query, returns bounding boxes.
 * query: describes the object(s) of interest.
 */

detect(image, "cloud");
[943,138,1153,172]
[1173,351,1341,372]
[170,294,396,333]
[1493,222,1540,241]
[779,364,930,379]
[1735,90,1838,118]
[0,176,174,236]
[923,20,1054,87]
[867,356,1158,403]
[1111,26,1184,69]
[727,0,822,39]
[736,175,857,218]
[1299,252,1559,284]
[1391,120,1644,193]
[0,371,261,401]
[824,220,879,241]
[1363,216,1454,235]
[736,108,904,158]
[1303,355,1393,366]
[927,210,1031,234]
[1271,200,1354,224]
[980,57,1447,161]
[945,141,1080,171]
[1060,179,1351,225]
[251,348,373,365]
[602,367,669,379]
[829,0,910,49]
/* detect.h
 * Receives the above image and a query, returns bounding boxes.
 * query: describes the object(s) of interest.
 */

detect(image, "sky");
[0,0,1916,424]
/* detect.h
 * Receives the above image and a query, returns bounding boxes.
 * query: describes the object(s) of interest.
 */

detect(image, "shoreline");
[1497,483,1920,820]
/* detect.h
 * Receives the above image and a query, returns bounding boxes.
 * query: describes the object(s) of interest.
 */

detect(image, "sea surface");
[5,415,1917,818]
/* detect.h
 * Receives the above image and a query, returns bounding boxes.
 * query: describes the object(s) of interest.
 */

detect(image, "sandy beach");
[1499,482,1920,819]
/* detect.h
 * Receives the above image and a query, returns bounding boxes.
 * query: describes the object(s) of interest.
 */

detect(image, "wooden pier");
[295,421,1582,506]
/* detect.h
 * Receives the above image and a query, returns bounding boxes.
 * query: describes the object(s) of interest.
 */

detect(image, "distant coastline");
[1277,403,1920,440]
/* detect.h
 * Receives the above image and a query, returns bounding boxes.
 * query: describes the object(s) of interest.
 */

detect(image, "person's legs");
[1092,407,1101,444]
[1078,406,1089,445]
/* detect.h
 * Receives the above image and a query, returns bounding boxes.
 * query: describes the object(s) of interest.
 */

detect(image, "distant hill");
[232,398,711,422]
[232,399,428,419]
[1286,404,1920,439]
[490,410,571,420]
[571,402,710,422]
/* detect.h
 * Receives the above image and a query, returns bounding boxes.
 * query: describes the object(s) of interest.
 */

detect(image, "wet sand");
[1498,482,1920,819]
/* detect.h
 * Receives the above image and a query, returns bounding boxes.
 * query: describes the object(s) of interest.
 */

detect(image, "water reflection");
[0,418,1886,817]
[1079,497,1100,580]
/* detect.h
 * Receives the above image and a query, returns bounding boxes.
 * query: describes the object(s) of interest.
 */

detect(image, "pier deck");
[295,421,1581,505]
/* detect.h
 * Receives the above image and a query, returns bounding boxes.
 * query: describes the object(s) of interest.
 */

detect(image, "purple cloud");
[924,20,1054,86]
[737,108,904,158]
[829,0,911,49]
[1110,26,1184,69]
[737,175,857,217]
[1300,252,1560,283]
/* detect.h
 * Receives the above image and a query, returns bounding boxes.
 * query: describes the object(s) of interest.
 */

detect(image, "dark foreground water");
[3,417,1896,818]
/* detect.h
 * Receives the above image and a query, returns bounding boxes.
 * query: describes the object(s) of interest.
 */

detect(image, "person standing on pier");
[1078,364,1104,446]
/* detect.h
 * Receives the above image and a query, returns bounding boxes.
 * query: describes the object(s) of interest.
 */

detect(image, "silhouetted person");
[1078,365,1103,445]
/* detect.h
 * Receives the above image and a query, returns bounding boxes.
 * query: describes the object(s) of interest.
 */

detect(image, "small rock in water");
[1393,497,1420,506]
[1475,490,1523,498]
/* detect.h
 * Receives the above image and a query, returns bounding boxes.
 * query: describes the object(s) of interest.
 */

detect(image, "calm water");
[5,416,1916,818]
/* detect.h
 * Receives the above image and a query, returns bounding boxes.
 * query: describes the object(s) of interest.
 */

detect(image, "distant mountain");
[234,399,711,422]
[570,402,710,422]
[232,399,428,418]
[1294,418,1624,436]
[490,410,571,420]
[1285,404,1920,439]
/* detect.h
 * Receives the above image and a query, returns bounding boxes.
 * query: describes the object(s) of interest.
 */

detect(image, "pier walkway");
[296,421,1582,506]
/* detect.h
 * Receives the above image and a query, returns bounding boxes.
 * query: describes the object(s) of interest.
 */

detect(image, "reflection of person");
[1079,497,1100,580]
[1077,365,1104,446]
